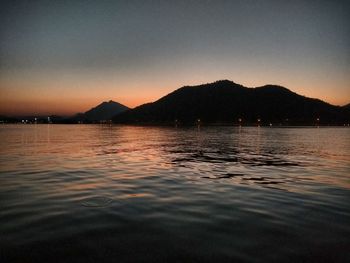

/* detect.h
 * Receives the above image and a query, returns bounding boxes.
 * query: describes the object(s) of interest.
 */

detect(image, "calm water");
[1,125,350,262]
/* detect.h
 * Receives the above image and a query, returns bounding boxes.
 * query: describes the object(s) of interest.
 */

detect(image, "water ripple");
[81,196,113,207]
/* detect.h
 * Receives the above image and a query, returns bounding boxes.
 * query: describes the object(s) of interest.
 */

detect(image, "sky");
[1,0,349,116]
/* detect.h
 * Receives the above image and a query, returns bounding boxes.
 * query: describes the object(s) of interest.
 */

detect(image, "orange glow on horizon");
[1,70,349,116]
[0,88,167,116]
[0,76,169,116]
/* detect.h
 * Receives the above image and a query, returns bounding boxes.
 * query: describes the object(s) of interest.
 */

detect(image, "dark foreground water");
[1,125,350,263]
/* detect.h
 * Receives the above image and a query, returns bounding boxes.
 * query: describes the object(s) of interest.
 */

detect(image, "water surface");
[1,125,349,262]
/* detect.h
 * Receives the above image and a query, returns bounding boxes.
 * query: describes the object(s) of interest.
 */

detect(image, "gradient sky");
[1,0,349,116]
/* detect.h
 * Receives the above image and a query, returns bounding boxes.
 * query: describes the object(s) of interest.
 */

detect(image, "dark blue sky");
[1,0,349,115]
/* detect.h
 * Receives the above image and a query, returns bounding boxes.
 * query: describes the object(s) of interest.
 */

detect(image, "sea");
[1,124,349,262]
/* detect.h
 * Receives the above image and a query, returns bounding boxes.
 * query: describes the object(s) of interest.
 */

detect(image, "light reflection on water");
[0,124,350,262]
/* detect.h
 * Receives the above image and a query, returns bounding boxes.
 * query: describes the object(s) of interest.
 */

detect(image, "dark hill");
[84,100,129,121]
[113,80,349,125]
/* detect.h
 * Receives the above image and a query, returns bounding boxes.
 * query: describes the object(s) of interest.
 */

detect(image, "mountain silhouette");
[113,80,349,125]
[83,100,129,121]
[16,100,131,124]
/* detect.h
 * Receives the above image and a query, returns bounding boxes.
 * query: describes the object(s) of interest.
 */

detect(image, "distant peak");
[214,79,234,84]
[100,100,117,105]
[212,79,244,87]
[194,80,243,88]
[209,80,240,86]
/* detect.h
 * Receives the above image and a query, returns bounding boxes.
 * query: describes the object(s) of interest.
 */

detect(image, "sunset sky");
[1,0,349,116]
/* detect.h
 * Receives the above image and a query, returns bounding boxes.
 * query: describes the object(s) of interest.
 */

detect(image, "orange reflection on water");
[1,125,349,194]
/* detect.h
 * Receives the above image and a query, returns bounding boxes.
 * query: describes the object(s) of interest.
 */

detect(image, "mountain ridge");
[113,80,349,125]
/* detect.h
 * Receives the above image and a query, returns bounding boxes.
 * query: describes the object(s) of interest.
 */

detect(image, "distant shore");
[1,121,349,128]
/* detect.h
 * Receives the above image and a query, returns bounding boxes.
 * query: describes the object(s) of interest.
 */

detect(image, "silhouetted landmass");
[0,115,18,123]
[65,100,129,123]
[84,100,129,121]
[0,115,64,124]
[113,80,350,125]
[1,82,349,126]
[0,101,129,124]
